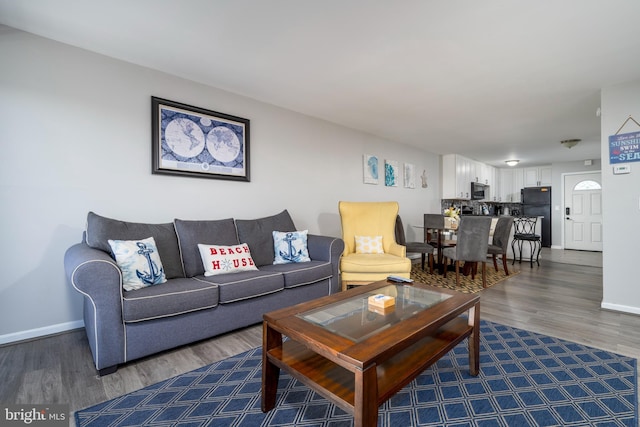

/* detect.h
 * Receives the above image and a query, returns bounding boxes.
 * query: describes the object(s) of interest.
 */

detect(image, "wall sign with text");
[609,131,640,164]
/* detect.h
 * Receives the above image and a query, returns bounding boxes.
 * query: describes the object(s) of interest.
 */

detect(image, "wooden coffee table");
[261,279,480,426]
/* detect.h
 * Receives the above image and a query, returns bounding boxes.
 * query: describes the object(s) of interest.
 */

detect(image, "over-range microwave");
[471,182,489,200]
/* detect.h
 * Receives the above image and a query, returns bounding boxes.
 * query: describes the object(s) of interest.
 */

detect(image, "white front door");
[564,172,603,251]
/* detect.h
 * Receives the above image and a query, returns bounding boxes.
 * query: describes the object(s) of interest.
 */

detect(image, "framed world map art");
[151,97,250,181]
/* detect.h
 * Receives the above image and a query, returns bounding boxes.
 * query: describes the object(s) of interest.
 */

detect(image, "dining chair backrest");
[454,216,492,262]
[492,216,515,251]
[424,214,445,230]
[423,214,445,243]
[395,215,407,246]
[513,216,539,237]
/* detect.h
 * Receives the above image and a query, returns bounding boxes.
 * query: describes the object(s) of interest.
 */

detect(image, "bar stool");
[511,217,541,267]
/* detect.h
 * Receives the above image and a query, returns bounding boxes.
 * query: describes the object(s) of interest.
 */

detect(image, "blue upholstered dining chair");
[442,216,492,288]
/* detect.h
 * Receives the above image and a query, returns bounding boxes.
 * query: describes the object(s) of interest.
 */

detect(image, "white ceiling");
[2,0,640,167]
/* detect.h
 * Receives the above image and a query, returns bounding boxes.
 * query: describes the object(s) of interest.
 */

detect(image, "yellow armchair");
[338,201,412,290]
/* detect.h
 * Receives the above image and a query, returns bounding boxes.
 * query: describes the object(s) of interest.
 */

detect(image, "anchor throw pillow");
[198,243,258,276]
[108,237,167,291]
[272,230,310,264]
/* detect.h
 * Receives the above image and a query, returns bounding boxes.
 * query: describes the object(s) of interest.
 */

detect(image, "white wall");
[600,79,640,315]
[0,27,441,343]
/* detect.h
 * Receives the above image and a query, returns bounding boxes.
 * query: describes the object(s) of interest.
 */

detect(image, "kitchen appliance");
[460,205,474,215]
[470,182,489,200]
[521,186,552,247]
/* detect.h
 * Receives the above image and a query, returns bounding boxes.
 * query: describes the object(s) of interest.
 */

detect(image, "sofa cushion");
[122,278,219,322]
[85,211,184,279]
[197,243,258,276]
[174,218,239,277]
[260,261,333,289]
[273,230,310,264]
[192,270,284,303]
[108,237,167,291]
[236,210,296,267]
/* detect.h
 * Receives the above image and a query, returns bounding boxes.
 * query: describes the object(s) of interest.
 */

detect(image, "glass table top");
[297,284,452,342]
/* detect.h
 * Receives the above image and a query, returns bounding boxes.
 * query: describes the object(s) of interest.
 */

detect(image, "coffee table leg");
[261,321,282,412]
[468,303,480,376]
[353,364,378,427]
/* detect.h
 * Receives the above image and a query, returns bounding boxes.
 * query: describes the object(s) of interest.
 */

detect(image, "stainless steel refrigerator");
[521,186,552,247]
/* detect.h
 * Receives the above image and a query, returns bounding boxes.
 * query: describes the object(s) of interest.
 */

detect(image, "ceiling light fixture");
[505,160,519,167]
[561,139,581,149]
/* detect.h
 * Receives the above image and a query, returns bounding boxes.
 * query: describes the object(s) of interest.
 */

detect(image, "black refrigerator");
[521,186,552,247]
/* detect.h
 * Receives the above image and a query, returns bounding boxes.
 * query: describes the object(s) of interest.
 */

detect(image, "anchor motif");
[135,242,164,285]
[279,232,304,263]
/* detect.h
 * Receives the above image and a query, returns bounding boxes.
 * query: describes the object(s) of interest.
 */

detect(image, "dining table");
[415,217,458,275]
[416,217,482,276]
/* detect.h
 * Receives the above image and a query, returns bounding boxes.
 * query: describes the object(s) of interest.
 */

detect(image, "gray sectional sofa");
[64,210,344,375]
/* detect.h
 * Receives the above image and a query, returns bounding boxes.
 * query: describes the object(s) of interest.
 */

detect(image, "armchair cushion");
[340,253,411,274]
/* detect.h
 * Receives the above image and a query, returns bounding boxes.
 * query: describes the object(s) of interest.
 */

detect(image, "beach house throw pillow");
[198,243,258,276]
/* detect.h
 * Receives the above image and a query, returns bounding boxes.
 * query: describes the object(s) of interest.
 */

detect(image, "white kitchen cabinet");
[492,168,501,202]
[513,169,524,201]
[523,165,552,187]
[442,154,474,199]
[498,168,524,202]
[539,166,552,186]
[476,163,495,187]
[442,155,497,200]
[485,164,496,190]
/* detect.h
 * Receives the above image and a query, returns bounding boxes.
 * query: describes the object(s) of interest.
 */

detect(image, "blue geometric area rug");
[76,320,637,426]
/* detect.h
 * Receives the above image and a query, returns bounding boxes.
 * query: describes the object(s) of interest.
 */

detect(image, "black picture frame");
[151,97,250,181]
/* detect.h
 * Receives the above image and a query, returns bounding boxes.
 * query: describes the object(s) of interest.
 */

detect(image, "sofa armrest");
[308,234,345,293]
[64,241,125,371]
[307,234,343,261]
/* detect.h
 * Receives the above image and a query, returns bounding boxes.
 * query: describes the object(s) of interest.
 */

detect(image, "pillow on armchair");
[355,235,384,254]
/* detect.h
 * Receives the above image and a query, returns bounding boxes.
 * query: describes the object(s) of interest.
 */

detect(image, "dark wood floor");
[1,257,638,425]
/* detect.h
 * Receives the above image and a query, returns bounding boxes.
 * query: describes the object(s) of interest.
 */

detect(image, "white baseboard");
[600,302,640,316]
[550,245,563,250]
[0,320,84,345]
